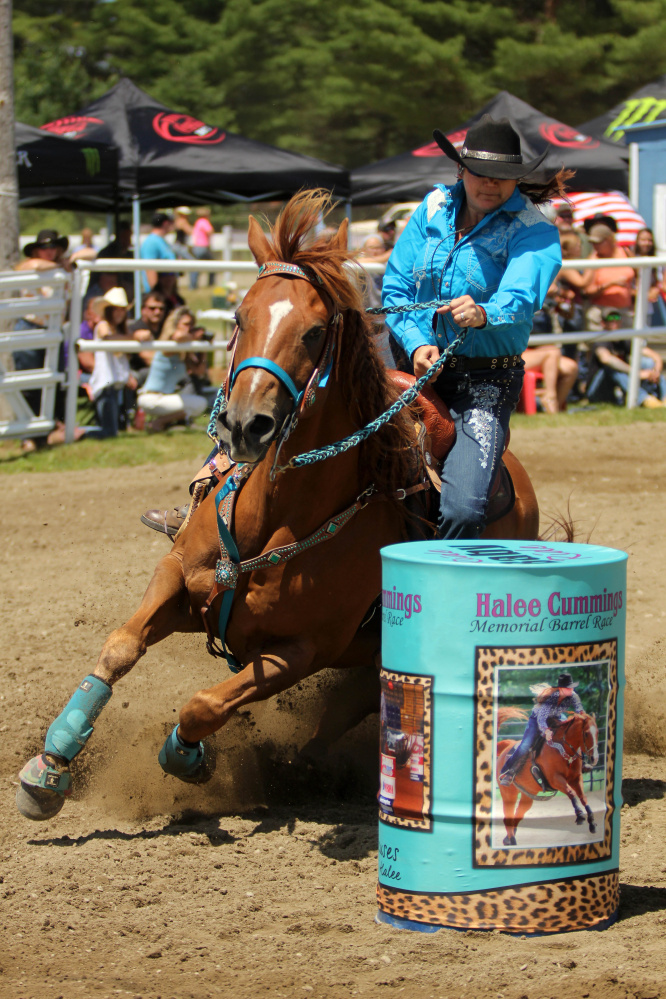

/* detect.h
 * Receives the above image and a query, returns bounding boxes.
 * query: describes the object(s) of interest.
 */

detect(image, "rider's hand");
[436,295,486,328]
[545,729,553,743]
[412,345,441,381]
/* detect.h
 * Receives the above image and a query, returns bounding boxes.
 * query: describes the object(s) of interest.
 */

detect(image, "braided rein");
[208,298,459,472]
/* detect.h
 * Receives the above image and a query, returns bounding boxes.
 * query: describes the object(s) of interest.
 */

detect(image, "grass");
[2,403,665,476]
[0,418,213,474]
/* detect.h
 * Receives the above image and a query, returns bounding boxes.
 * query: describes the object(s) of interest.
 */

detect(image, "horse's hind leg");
[17,552,191,820]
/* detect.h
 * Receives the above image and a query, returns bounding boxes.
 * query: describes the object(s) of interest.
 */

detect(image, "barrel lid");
[381,539,627,568]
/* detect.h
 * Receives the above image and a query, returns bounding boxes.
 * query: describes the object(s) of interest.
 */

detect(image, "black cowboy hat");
[583,213,618,235]
[557,671,579,688]
[432,115,549,180]
[23,228,69,257]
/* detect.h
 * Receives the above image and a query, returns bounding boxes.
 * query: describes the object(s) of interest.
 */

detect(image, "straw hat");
[102,287,129,309]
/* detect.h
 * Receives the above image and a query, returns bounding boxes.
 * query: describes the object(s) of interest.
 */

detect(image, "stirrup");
[499,770,515,786]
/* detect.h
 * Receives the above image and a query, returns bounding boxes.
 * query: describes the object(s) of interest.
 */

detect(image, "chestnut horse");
[17,191,539,820]
[496,706,599,847]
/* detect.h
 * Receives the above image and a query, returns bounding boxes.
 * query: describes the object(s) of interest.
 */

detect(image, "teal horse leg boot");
[16,675,112,820]
[158,725,215,784]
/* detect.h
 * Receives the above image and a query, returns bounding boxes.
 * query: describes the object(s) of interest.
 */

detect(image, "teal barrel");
[376,539,627,934]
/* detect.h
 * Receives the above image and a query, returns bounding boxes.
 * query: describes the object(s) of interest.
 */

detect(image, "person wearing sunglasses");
[382,115,568,539]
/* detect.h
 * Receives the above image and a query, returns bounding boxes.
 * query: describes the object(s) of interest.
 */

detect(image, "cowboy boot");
[141,504,189,538]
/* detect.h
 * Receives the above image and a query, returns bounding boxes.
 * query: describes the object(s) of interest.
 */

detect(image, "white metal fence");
[5,253,666,445]
[0,268,69,440]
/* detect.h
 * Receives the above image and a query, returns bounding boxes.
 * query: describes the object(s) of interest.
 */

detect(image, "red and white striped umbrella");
[553,191,647,247]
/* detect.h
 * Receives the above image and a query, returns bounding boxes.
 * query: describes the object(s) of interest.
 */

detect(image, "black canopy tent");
[579,76,666,145]
[351,91,629,205]
[16,122,118,210]
[40,78,350,205]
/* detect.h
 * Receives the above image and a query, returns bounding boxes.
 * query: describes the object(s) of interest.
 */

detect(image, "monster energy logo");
[82,147,101,176]
[605,97,666,141]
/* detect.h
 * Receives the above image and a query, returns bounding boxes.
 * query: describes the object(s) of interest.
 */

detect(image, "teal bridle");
[211,260,339,477]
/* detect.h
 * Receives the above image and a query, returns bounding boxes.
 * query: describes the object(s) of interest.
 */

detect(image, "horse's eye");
[305,326,325,341]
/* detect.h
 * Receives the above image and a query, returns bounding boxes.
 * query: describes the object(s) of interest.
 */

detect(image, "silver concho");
[215,559,239,589]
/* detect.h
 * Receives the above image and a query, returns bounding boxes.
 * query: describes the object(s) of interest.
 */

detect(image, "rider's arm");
[481,221,562,335]
[534,702,553,735]
[382,199,437,360]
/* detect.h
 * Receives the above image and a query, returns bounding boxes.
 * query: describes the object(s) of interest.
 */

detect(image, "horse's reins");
[207,263,459,476]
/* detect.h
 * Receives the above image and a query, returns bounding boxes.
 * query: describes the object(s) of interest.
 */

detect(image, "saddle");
[388,370,515,527]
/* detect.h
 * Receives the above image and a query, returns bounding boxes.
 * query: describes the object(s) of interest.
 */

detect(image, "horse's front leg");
[548,772,586,825]
[159,640,317,783]
[17,552,192,820]
[570,771,597,834]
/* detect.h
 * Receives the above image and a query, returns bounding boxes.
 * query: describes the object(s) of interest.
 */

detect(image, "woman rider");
[382,115,565,539]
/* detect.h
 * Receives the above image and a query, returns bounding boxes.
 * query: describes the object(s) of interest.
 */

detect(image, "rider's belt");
[441,354,523,372]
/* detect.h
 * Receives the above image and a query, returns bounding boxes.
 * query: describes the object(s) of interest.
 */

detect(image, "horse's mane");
[263,190,416,499]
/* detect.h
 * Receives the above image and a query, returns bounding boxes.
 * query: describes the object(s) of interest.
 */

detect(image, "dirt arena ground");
[2,420,666,999]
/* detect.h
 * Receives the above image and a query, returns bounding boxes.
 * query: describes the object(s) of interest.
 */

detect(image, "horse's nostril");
[246,414,276,444]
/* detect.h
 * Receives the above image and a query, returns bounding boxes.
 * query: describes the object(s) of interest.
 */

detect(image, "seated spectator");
[584,224,635,331]
[87,287,137,437]
[127,291,167,387]
[632,227,665,326]
[151,273,185,316]
[190,207,215,289]
[137,306,207,432]
[587,307,666,408]
[69,227,97,264]
[555,231,591,333]
[554,204,575,233]
[76,296,106,387]
[522,344,579,414]
[185,325,218,408]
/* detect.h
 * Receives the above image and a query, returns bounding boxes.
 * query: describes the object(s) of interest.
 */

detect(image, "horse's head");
[216,203,348,464]
[581,712,599,767]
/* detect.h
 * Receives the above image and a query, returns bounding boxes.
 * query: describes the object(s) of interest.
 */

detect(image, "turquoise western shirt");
[382,181,562,360]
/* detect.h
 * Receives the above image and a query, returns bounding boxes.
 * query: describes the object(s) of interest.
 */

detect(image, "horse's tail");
[497,706,528,729]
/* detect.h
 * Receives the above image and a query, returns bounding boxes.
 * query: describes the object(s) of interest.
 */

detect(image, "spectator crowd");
[10,199,666,456]
[12,209,223,451]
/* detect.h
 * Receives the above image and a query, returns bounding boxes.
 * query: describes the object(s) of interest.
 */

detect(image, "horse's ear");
[329,218,349,252]
[248,215,272,266]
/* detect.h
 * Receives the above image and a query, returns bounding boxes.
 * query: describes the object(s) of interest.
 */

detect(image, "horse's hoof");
[175,752,216,785]
[589,822,597,834]
[16,782,66,821]
[503,835,517,847]
[575,813,585,825]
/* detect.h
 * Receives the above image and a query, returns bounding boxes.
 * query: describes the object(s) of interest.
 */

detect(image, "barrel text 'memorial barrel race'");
[377,539,627,935]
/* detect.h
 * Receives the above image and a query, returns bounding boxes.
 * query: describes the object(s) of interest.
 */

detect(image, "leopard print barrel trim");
[377,871,619,933]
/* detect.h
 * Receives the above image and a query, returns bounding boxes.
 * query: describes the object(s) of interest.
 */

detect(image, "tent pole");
[132,194,142,318]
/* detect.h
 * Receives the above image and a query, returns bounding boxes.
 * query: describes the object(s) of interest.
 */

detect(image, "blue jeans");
[500,714,539,776]
[432,367,524,539]
[95,386,122,438]
[588,356,666,405]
